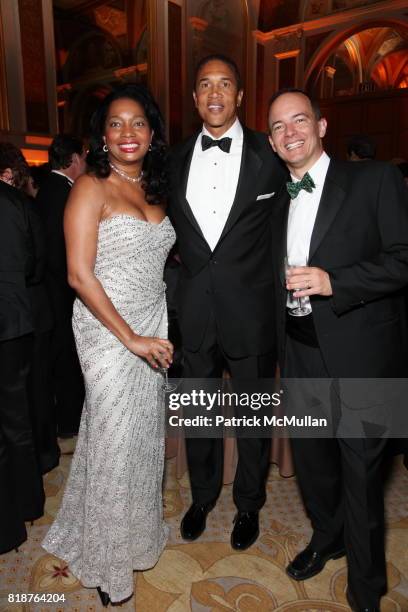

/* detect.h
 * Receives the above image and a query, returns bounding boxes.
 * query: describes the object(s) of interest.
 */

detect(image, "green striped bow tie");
[286,172,316,199]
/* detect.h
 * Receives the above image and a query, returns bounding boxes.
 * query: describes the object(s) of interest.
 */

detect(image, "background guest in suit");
[268,89,408,612]
[0,143,58,474]
[396,160,408,188]
[36,135,86,438]
[0,147,45,553]
[346,134,376,161]
[168,54,286,550]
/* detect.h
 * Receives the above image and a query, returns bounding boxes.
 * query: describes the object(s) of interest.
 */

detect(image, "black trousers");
[0,334,44,552]
[27,331,60,474]
[51,316,84,435]
[285,334,387,608]
[183,312,275,511]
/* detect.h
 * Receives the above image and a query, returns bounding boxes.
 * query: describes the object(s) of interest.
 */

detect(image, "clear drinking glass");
[284,256,312,317]
[157,367,177,392]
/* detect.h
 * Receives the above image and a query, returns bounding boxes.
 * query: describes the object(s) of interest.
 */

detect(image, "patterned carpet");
[0,439,407,612]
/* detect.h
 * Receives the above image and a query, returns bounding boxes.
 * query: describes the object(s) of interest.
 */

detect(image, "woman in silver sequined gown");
[42,85,175,604]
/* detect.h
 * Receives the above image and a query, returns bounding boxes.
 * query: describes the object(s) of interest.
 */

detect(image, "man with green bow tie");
[267,89,408,612]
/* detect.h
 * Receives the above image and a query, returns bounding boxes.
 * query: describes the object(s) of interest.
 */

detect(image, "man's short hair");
[194,54,242,91]
[347,135,376,160]
[268,88,322,121]
[49,134,83,170]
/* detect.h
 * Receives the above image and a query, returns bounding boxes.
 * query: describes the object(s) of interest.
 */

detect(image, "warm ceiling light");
[21,148,49,165]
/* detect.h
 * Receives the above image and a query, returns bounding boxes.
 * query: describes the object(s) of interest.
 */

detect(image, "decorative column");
[147,0,169,139]
[253,31,276,131]
[41,0,58,136]
[0,0,26,134]
[253,28,303,131]
[183,16,208,135]
[0,0,57,163]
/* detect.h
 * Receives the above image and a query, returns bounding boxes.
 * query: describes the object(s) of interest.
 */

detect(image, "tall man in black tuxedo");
[168,55,286,550]
[36,135,86,437]
[268,89,408,612]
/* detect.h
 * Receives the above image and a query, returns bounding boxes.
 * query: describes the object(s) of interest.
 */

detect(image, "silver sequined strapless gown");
[42,215,176,602]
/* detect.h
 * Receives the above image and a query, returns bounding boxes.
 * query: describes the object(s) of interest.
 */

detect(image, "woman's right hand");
[126,334,174,369]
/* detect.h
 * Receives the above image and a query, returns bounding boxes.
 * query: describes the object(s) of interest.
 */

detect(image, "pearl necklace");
[109,162,143,184]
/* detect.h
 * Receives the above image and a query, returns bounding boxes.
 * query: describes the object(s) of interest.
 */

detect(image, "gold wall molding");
[114,63,148,80]
[189,16,208,31]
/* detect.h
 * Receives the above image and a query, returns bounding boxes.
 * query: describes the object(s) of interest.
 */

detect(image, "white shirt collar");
[201,117,243,142]
[290,151,330,187]
[51,169,74,186]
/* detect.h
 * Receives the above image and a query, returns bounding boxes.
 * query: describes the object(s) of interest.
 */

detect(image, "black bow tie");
[201,134,232,153]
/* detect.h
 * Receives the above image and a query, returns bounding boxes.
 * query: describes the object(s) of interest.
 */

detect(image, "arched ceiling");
[318,26,408,96]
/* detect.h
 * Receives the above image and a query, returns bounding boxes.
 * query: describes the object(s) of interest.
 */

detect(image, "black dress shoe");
[97,586,110,607]
[286,543,346,581]
[231,511,259,550]
[180,502,215,540]
[346,588,380,612]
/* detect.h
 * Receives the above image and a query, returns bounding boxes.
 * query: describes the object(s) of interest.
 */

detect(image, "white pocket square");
[256,192,275,201]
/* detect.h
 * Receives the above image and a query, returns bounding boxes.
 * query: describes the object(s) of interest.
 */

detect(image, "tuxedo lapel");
[308,160,347,262]
[217,128,263,244]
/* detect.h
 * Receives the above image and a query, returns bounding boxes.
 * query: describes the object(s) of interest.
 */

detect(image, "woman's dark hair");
[0,142,31,189]
[87,83,168,204]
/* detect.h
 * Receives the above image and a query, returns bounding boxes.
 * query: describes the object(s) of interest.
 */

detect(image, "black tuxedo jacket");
[168,127,286,358]
[36,172,76,322]
[0,182,34,341]
[272,159,408,377]
[26,198,54,335]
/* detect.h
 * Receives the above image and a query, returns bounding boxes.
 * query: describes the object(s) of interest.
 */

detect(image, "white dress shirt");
[186,118,243,251]
[286,151,330,309]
